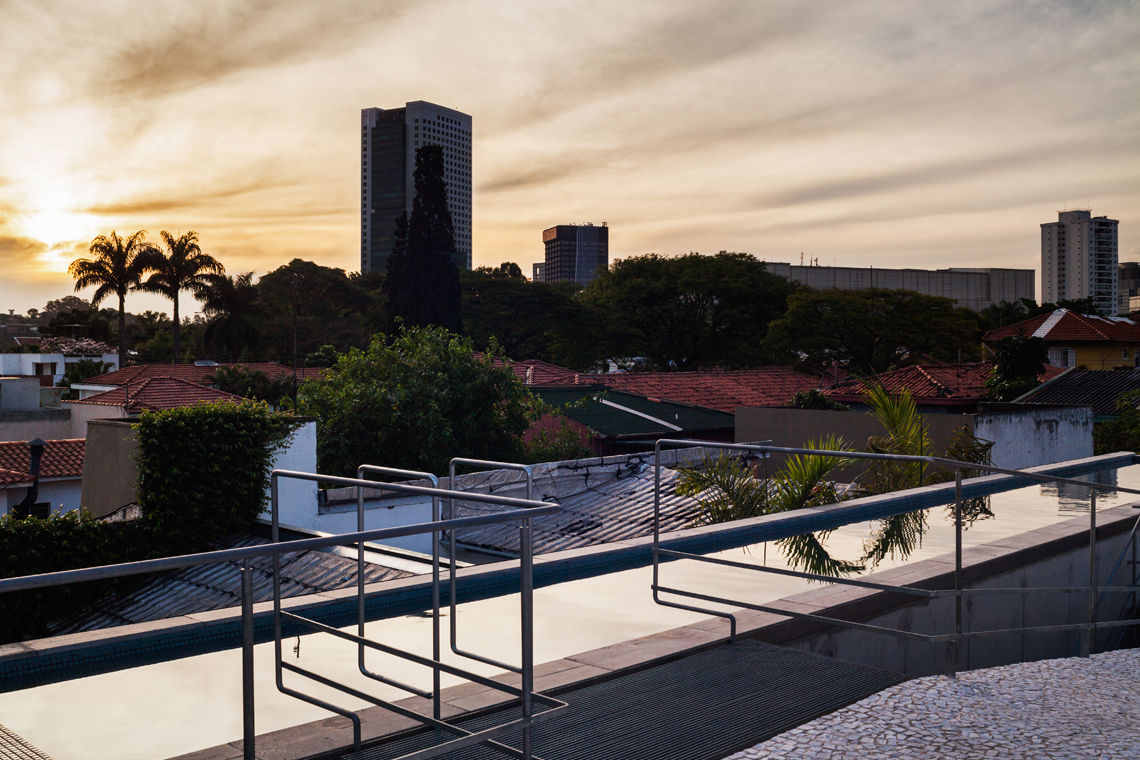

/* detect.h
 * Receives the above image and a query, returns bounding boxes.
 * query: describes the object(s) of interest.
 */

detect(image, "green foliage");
[520,415,591,464]
[385,146,463,331]
[581,252,795,369]
[134,400,296,546]
[60,359,114,397]
[255,259,372,363]
[304,344,339,367]
[207,366,295,408]
[202,272,260,362]
[985,336,1048,401]
[68,230,156,366]
[861,385,931,493]
[138,230,225,362]
[461,270,596,367]
[676,453,770,526]
[764,288,982,375]
[788,389,849,410]
[1094,390,1140,455]
[298,325,540,476]
[0,402,296,642]
[0,510,152,642]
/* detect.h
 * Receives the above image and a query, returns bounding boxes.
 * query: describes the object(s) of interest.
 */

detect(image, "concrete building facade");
[537,223,609,285]
[764,263,1034,311]
[361,101,471,274]
[1041,209,1119,316]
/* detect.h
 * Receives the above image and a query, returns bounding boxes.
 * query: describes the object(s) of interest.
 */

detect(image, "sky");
[0,0,1138,316]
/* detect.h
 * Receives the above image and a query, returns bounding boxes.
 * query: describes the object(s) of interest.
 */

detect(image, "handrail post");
[1083,490,1097,657]
[520,515,534,760]
[241,558,255,760]
[953,468,963,677]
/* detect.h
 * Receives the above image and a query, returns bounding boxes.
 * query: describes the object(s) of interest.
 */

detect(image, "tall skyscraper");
[538,223,609,285]
[361,101,471,273]
[1041,209,1119,315]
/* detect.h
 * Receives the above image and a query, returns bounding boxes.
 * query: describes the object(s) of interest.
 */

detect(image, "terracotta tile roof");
[502,359,581,386]
[575,367,832,413]
[983,309,1140,343]
[826,362,1066,404]
[83,362,326,387]
[68,377,246,413]
[0,439,85,486]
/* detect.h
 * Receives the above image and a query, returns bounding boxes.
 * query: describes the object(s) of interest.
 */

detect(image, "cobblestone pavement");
[724,648,1140,760]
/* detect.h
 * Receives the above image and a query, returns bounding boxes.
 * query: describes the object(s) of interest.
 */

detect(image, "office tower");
[361,101,471,273]
[539,223,609,285]
[1041,209,1119,315]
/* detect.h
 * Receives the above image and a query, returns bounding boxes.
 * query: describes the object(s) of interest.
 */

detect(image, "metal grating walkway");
[342,640,906,760]
[0,725,52,760]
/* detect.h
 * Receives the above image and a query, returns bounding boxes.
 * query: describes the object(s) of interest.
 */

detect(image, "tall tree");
[582,252,796,369]
[140,230,225,362]
[385,146,462,331]
[68,230,156,366]
[202,272,260,362]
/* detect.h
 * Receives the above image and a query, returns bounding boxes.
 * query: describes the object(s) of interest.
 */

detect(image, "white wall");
[0,353,117,385]
[975,406,1094,470]
[0,478,82,516]
[261,420,319,527]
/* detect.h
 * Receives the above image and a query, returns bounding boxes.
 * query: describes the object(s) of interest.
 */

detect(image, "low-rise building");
[983,308,1140,370]
[0,438,85,517]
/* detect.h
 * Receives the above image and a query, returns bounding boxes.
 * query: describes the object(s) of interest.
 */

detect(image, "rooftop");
[0,439,85,486]
[1017,367,1140,418]
[82,362,326,388]
[826,361,1066,405]
[983,308,1140,343]
[67,376,246,412]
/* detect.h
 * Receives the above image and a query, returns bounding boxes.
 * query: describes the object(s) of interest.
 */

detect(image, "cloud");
[90,0,419,99]
[491,1,811,131]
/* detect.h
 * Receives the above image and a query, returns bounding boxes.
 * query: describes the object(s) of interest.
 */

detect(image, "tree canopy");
[763,288,982,375]
[68,230,156,366]
[385,146,462,331]
[298,326,540,476]
[581,252,795,370]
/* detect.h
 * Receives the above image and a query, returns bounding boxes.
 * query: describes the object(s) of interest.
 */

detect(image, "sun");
[19,209,100,247]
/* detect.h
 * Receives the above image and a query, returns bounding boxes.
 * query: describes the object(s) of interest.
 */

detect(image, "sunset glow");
[0,0,1137,314]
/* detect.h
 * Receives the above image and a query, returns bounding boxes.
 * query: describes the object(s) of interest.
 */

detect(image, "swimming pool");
[1,458,1137,760]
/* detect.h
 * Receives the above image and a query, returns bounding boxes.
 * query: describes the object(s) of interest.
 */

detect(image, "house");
[71,361,325,399]
[982,308,1140,370]
[1016,367,1140,421]
[64,377,247,438]
[532,385,734,455]
[0,349,118,386]
[0,438,85,517]
[825,361,1066,413]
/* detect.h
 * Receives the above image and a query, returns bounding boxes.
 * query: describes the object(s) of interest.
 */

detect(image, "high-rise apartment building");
[538,223,609,285]
[361,101,471,273]
[1041,209,1119,315]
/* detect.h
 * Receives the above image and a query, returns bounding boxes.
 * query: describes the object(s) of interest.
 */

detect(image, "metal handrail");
[271,469,567,760]
[0,468,566,760]
[355,466,440,706]
[447,457,535,674]
[650,439,1140,676]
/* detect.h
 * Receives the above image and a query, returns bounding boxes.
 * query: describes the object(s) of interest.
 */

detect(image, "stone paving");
[724,648,1140,760]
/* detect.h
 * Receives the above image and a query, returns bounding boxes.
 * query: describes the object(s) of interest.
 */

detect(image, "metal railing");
[271,469,567,760]
[650,440,1140,675]
[0,468,567,760]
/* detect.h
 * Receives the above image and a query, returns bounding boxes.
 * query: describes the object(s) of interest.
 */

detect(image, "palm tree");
[140,231,225,362]
[68,230,156,367]
[202,272,260,362]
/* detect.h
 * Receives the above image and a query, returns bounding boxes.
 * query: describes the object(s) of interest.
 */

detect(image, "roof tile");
[0,439,85,485]
[984,309,1140,344]
[68,377,246,412]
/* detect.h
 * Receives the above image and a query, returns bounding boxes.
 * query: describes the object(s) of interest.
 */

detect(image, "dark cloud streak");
[92,0,420,99]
